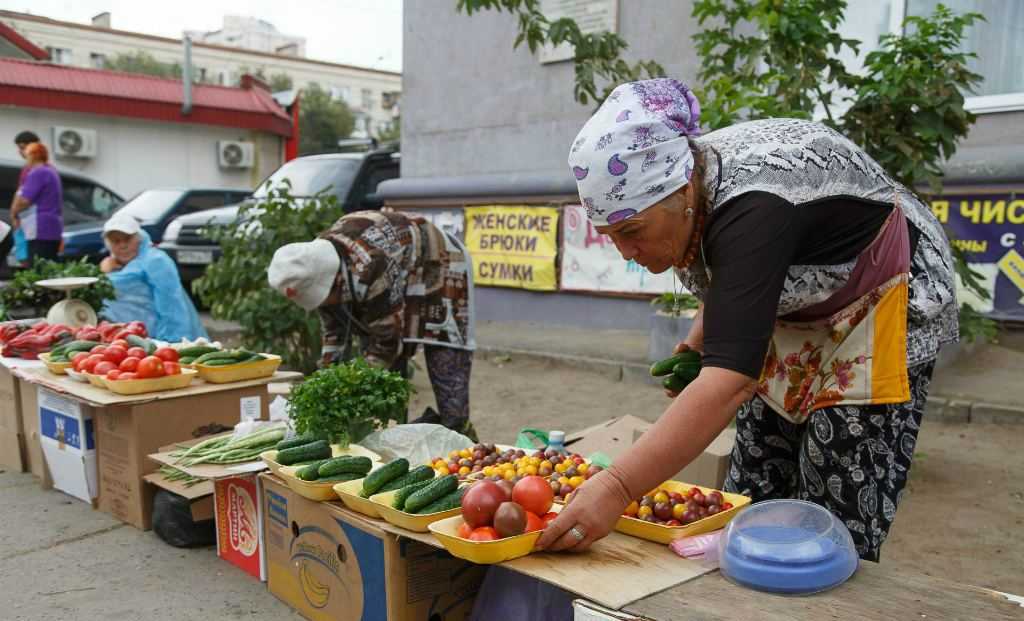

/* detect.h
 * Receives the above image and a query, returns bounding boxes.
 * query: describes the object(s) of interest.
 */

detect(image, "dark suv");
[159,148,400,285]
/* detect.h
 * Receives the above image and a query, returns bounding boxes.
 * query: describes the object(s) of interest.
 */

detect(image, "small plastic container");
[718,499,859,595]
[546,430,566,455]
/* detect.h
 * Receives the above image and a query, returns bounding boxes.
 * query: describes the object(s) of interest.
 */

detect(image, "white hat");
[267,239,341,311]
[103,213,142,236]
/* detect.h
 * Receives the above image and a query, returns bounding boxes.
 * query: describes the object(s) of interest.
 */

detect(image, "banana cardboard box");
[261,473,484,621]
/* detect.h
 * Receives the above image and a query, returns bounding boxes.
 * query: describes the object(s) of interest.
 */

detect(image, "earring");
[684,207,694,217]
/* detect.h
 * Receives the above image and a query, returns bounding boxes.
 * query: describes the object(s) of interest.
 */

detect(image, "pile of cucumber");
[180,347,268,366]
[360,458,463,514]
[649,349,702,392]
[274,436,374,484]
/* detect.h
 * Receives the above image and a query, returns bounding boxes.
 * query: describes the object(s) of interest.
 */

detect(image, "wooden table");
[624,564,1024,620]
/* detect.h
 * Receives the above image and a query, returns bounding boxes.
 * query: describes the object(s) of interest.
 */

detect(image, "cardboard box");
[0,363,26,472]
[637,426,735,490]
[18,375,52,487]
[215,474,266,580]
[143,438,215,523]
[262,473,483,621]
[37,387,97,502]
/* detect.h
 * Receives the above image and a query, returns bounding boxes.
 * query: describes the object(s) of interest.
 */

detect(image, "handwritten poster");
[560,203,679,294]
[464,205,559,291]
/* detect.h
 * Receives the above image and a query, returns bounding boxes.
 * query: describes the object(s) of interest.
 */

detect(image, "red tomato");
[468,527,499,542]
[71,352,90,371]
[103,346,127,364]
[93,361,117,376]
[163,361,182,376]
[110,339,130,349]
[118,372,137,380]
[90,345,107,355]
[541,512,559,527]
[126,347,147,359]
[154,347,180,363]
[82,354,106,374]
[524,511,545,533]
[106,370,122,381]
[461,480,506,529]
[512,476,555,516]
[119,357,140,372]
[137,356,165,379]
[456,522,473,539]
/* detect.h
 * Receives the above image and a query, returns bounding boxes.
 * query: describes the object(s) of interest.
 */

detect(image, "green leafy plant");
[299,82,356,155]
[288,358,412,447]
[650,292,700,316]
[0,258,115,319]
[193,181,344,373]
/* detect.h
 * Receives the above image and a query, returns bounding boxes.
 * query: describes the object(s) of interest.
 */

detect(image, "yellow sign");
[464,206,560,291]
[998,249,1024,304]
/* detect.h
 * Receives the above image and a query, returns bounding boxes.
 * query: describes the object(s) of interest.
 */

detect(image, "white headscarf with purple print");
[568,78,701,226]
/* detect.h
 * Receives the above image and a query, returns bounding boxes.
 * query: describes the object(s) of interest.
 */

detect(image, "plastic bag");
[469,566,574,621]
[269,396,290,423]
[358,423,473,464]
[515,428,548,450]
[669,530,723,568]
[151,489,215,548]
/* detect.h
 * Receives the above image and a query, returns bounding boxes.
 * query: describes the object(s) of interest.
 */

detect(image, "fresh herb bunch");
[288,358,411,448]
[0,258,115,318]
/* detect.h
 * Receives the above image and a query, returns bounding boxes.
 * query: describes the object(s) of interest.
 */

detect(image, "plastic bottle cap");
[548,430,565,444]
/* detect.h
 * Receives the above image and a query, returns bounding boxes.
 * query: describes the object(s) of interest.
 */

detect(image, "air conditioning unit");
[52,126,98,158]
[217,140,255,169]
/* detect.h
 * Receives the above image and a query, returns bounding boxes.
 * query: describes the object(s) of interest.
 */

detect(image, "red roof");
[0,58,293,137]
[0,21,48,59]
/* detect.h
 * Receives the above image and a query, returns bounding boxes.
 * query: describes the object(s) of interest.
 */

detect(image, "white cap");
[548,430,565,444]
[103,213,142,236]
[267,239,341,311]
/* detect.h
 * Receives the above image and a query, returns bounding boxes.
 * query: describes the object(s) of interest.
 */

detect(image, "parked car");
[0,157,124,275]
[60,187,251,262]
[160,147,400,285]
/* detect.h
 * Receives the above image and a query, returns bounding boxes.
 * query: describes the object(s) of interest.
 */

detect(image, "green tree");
[377,115,400,144]
[299,83,356,155]
[459,0,994,342]
[104,51,182,79]
[269,72,294,92]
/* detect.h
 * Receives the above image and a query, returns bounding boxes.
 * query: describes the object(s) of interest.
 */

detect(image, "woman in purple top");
[11,142,63,261]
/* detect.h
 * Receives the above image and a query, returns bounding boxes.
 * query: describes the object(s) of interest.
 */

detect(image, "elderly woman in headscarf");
[100,213,207,342]
[537,78,957,562]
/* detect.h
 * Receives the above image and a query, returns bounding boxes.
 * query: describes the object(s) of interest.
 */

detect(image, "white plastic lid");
[548,430,565,444]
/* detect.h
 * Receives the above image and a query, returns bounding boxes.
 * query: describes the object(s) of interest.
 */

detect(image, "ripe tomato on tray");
[162,361,182,376]
[103,346,127,365]
[119,357,140,372]
[125,347,147,359]
[154,347,179,363]
[137,356,166,379]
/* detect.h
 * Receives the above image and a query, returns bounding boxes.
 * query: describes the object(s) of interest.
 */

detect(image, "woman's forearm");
[608,367,754,502]
[10,195,29,218]
[683,303,704,352]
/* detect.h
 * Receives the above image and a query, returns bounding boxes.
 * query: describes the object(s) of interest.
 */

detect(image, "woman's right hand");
[99,256,120,273]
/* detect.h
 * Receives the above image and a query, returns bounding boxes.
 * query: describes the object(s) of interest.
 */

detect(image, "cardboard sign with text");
[215,474,266,580]
[464,205,559,291]
[37,387,97,502]
[262,474,483,621]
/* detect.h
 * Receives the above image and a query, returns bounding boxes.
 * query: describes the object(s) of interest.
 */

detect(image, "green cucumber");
[663,374,689,392]
[360,458,409,497]
[177,345,220,358]
[126,334,155,355]
[672,360,701,383]
[61,340,102,355]
[193,350,245,364]
[201,358,244,367]
[378,465,435,493]
[179,356,196,365]
[318,456,372,477]
[404,474,458,513]
[415,487,465,514]
[276,434,320,451]
[391,479,434,510]
[296,459,332,481]
[650,351,700,377]
[318,472,365,484]
[276,440,331,466]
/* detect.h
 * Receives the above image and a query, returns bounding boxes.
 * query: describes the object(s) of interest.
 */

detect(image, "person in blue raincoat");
[99,213,207,342]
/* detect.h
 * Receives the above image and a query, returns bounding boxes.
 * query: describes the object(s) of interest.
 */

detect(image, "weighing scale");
[35,277,99,328]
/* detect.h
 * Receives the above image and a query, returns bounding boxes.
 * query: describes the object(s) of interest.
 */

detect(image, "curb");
[478,346,1024,424]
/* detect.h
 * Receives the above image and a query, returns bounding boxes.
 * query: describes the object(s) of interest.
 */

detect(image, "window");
[381,91,399,110]
[180,191,233,215]
[330,85,351,103]
[114,189,186,224]
[361,88,373,110]
[46,47,72,65]
[89,52,106,69]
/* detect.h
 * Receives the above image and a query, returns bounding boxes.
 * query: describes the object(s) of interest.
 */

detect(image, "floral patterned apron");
[756,207,911,424]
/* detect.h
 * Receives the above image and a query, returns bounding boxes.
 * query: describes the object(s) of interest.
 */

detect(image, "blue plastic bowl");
[718,499,859,595]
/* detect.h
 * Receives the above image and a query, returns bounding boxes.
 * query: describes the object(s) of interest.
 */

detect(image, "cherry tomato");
[90,345,107,355]
[163,361,182,376]
[93,361,117,376]
[103,346,127,364]
[456,522,473,539]
[119,357,140,372]
[126,347,147,359]
[118,372,137,380]
[524,511,545,533]
[110,339,130,349]
[512,476,555,516]
[137,356,166,379]
[154,347,180,363]
[71,352,90,371]
[468,526,499,542]
[106,370,122,381]
[82,354,106,374]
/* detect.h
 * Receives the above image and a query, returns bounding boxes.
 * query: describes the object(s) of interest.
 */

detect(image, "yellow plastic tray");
[39,352,72,375]
[194,354,282,384]
[279,468,365,502]
[333,478,386,519]
[613,480,751,544]
[86,372,108,388]
[427,503,561,565]
[370,480,469,533]
[104,368,198,395]
[261,444,381,477]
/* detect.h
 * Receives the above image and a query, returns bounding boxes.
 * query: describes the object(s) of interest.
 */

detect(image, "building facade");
[185,15,306,57]
[0,10,400,137]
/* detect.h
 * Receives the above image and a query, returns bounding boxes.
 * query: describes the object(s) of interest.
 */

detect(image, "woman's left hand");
[99,256,120,273]
[535,468,632,553]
